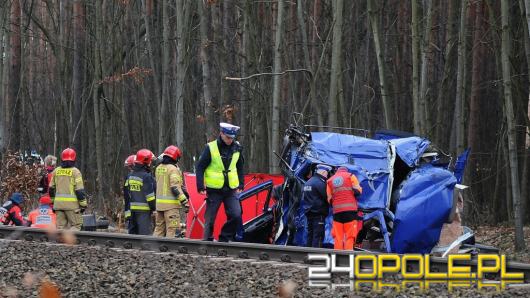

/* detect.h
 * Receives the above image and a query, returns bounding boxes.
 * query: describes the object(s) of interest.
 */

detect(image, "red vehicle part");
[185,173,284,240]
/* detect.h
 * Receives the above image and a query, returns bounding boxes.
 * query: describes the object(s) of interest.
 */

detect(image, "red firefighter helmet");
[163,145,182,161]
[135,149,154,165]
[61,148,76,161]
[124,155,136,167]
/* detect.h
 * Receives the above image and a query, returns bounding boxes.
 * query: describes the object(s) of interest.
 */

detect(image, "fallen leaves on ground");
[39,280,61,298]
[474,225,530,263]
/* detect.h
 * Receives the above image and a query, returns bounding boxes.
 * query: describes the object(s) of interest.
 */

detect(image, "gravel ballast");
[0,240,529,297]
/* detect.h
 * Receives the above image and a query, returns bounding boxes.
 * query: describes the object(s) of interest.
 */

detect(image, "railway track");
[1,225,529,282]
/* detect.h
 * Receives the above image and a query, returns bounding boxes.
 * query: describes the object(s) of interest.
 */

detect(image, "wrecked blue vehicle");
[258,118,487,255]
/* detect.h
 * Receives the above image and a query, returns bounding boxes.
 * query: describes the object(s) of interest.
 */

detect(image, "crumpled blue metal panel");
[389,137,431,167]
[309,132,391,172]
[391,164,456,253]
[307,132,393,210]
[454,148,470,184]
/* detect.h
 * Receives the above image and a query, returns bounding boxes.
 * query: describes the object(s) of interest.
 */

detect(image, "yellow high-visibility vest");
[204,141,240,189]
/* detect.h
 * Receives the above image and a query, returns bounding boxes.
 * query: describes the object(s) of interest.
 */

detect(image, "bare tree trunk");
[297,0,318,120]
[522,0,530,223]
[454,0,467,154]
[419,0,433,136]
[141,0,161,116]
[328,0,343,127]
[6,0,21,150]
[269,0,285,174]
[93,0,105,208]
[158,0,170,151]
[174,0,191,147]
[71,0,85,147]
[311,0,323,125]
[239,0,250,153]
[501,0,526,250]
[467,0,485,202]
[198,0,216,141]
[435,0,457,146]
[222,0,237,114]
[0,2,8,151]
[367,0,393,129]
[411,0,421,135]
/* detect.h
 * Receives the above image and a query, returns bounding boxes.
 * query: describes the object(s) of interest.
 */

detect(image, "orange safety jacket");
[326,168,362,214]
[28,206,56,229]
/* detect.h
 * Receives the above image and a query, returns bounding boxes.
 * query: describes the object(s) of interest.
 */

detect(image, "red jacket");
[326,168,362,214]
[1,202,26,226]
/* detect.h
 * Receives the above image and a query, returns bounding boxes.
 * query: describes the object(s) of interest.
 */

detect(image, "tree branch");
[224,69,313,81]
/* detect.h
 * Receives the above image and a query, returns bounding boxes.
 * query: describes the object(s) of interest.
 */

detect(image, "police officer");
[154,145,187,238]
[302,164,331,248]
[125,149,156,235]
[196,122,244,242]
[49,148,87,230]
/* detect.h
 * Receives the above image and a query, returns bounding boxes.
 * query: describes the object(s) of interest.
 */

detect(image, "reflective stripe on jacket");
[204,140,240,189]
[126,166,156,212]
[50,166,85,211]
[326,169,362,215]
[155,163,186,211]
[29,206,56,229]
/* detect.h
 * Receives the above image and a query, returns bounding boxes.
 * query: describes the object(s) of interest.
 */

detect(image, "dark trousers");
[306,214,326,248]
[128,212,152,235]
[203,190,242,242]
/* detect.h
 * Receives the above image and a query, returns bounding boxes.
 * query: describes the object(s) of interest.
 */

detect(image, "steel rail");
[1,226,529,282]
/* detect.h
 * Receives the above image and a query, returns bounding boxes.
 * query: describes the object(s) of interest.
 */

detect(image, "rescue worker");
[196,122,244,242]
[49,148,87,230]
[0,193,26,226]
[125,149,156,235]
[302,164,331,248]
[327,166,363,250]
[38,155,57,194]
[154,145,187,238]
[27,195,56,229]
[123,154,136,225]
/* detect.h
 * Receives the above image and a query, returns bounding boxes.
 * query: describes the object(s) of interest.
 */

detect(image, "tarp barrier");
[389,137,431,168]
[185,173,284,240]
[391,164,456,253]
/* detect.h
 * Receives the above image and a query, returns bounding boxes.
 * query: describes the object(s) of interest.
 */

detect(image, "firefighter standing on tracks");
[327,166,363,250]
[196,122,244,242]
[153,145,187,238]
[49,148,87,230]
[125,149,156,235]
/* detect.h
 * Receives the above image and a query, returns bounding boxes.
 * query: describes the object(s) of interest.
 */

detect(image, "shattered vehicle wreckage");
[185,116,497,256]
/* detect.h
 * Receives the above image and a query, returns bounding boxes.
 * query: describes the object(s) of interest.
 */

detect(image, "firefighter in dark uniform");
[196,122,244,242]
[125,149,156,235]
[302,164,331,248]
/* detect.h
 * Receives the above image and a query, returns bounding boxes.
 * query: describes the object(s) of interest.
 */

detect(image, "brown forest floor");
[474,225,530,263]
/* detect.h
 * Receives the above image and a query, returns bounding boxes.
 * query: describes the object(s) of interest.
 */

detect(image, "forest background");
[0,0,529,249]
